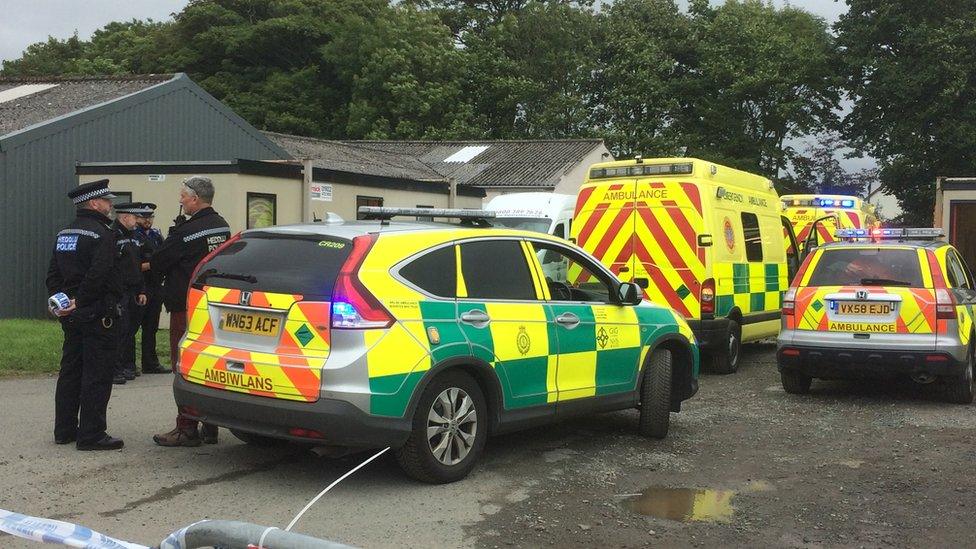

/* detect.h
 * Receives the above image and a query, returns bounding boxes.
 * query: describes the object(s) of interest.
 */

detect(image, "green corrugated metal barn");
[0,73,289,318]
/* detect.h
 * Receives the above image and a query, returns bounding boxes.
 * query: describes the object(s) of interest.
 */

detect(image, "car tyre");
[638,348,672,439]
[945,345,975,404]
[230,429,289,447]
[708,320,741,375]
[395,370,487,484]
[780,369,812,394]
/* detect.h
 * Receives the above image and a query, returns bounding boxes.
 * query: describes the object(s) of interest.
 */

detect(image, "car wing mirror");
[617,282,642,305]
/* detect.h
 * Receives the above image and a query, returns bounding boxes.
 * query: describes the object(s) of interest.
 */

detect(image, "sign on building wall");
[310,183,333,202]
[148,174,166,182]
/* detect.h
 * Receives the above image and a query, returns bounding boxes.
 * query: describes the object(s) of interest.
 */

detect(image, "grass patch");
[0,319,171,377]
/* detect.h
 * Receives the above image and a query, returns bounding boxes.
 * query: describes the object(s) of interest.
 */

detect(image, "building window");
[416,204,434,222]
[247,192,277,229]
[357,196,384,220]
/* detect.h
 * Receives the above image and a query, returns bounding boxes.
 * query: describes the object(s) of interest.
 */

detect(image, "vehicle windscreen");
[490,217,551,234]
[806,248,924,287]
[193,233,353,299]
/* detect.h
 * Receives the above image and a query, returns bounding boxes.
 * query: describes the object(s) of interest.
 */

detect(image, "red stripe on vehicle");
[662,204,704,270]
[591,204,634,260]
[846,211,861,228]
[635,206,701,296]
[632,239,692,318]
[574,186,595,218]
[680,183,703,216]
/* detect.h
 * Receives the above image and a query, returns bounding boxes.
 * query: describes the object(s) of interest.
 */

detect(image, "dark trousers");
[140,293,163,367]
[169,311,199,431]
[116,296,144,376]
[55,317,118,444]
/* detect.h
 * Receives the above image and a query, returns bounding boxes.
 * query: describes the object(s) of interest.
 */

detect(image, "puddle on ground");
[624,487,736,523]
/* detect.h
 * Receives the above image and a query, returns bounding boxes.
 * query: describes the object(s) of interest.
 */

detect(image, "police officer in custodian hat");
[45,179,125,451]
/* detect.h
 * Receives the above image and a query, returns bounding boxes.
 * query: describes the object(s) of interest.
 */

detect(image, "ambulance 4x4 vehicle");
[174,208,700,483]
[781,194,878,251]
[778,228,976,403]
[574,158,802,374]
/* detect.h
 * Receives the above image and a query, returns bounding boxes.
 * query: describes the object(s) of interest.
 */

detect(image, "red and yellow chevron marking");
[181,286,327,402]
[574,181,704,318]
[793,285,936,335]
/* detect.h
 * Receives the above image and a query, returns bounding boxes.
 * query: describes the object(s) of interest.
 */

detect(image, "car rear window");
[194,233,353,299]
[806,248,924,287]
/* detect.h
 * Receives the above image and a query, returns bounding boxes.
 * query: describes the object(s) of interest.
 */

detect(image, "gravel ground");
[466,341,976,548]
[2,342,975,548]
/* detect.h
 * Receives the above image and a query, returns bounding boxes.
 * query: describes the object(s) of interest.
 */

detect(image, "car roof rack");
[357,206,496,227]
[835,228,945,241]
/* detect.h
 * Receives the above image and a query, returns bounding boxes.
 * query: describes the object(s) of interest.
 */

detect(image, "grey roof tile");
[0,74,175,136]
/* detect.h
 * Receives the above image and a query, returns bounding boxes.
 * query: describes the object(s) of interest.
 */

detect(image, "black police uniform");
[45,180,124,450]
[151,205,230,440]
[153,206,232,315]
[112,213,145,383]
[135,205,165,373]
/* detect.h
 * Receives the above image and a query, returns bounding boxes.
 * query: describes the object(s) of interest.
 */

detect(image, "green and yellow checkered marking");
[714,262,786,317]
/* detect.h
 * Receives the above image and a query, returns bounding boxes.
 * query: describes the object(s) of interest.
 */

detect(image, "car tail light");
[781,348,800,357]
[782,287,797,316]
[925,354,949,362]
[331,234,394,329]
[936,288,956,320]
[700,278,715,316]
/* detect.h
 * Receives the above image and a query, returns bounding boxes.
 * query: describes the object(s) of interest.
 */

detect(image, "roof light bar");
[357,206,496,221]
[834,228,945,240]
[589,162,693,180]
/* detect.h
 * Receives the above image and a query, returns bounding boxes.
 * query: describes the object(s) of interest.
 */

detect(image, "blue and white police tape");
[0,509,147,549]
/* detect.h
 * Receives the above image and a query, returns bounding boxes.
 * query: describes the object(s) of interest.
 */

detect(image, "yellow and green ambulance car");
[173,208,700,483]
[573,158,802,374]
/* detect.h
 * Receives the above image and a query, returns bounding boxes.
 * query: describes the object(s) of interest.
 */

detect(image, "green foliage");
[837,0,976,224]
[12,0,956,207]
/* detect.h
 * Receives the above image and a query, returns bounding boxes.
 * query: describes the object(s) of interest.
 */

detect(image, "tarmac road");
[2,342,975,548]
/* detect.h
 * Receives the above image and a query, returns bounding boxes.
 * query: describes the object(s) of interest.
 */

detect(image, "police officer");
[46,179,125,451]
[134,203,168,374]
[112,203,148,384]
[152,176,231,447]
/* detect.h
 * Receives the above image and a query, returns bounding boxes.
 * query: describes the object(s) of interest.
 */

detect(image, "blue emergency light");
[834,228,945,240]
[817,198,856,208]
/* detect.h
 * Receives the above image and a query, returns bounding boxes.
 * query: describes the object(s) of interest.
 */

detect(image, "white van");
[485,192,576,239]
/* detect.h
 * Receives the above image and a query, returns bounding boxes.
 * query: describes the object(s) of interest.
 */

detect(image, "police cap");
[68,179,115,205]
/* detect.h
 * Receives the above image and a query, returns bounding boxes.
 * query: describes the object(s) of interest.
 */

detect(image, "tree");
[783,132,878,196]
[837,0,976,225]
[678,1,841,179]
[591,0,692,158]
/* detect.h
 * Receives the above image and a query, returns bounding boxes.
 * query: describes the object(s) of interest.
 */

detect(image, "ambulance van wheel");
[944,344,975,404]
[708,320,741,375]
[780,369,812,394]
[231,429,288,447]
[395,370,487,484]
[638,348,672,439]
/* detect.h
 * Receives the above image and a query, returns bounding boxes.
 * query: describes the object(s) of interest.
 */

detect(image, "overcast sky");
[0,0,849,64]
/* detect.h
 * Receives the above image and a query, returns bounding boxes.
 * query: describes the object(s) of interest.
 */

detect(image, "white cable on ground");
[285,447,391,532]
[256,525,278,549]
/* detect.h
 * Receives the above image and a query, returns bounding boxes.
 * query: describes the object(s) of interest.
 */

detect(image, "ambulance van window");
[741,213,763,262]
[459,240,536,300]
[400,245,456,297]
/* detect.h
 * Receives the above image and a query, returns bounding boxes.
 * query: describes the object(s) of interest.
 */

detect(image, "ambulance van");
[781,194,878,251]
[573,158,803,373]
[486,192,576,239]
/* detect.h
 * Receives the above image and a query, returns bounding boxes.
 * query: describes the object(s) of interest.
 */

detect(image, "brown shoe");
[201,423,218,445]
[153,427,201,447]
